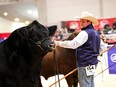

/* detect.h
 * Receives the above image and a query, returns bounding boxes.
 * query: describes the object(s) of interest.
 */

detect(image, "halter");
[29,37,51,52]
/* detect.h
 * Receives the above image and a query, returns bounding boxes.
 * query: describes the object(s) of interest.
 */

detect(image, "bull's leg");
[65,75,74,87]
[73,75,78,87]
[65,74,78,87]
[72,70,78,87]
[36,77,43,87]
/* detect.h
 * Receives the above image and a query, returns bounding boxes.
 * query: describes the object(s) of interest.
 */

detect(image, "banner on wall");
[95,17,116,30]
[107,46,116,74]
[62,17,116,31]
[0,33,11,42]
[66,21,80,30]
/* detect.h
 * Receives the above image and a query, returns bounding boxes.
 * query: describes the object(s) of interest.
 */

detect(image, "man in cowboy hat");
[54,12,103,87]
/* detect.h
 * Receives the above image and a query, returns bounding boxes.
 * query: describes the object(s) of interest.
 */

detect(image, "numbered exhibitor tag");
[85,65,96,76]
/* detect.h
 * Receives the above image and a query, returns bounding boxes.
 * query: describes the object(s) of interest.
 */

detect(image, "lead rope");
[95,62,116,77]
[48,44,116,87]
[53,47,61,87]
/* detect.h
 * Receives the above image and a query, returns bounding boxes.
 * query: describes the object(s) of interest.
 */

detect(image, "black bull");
[0,20,57,87]
[41,32,79,87]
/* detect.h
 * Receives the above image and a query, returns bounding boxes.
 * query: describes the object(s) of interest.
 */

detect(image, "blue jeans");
[78,67,94,87]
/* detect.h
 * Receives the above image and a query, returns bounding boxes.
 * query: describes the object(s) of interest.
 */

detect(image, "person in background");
[99,33,107,43]
[112,20,116,33]
[51,30,63,41]
[103,24,112,34]
[54,12,105,87]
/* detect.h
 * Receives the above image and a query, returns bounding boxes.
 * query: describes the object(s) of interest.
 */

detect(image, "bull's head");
[6,20,56,54]
[27,20,56,53]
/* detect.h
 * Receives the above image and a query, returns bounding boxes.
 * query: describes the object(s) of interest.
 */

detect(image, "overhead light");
[14,18,20,22]
[25,21,30,25]
[4,12,8,16]
[27,10,32,14]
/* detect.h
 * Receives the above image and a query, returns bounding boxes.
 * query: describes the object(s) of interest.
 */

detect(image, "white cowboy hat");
[79,12,98,25]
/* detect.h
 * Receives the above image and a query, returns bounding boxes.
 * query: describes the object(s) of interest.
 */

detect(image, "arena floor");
[41,64,116,87]
[41,53,116,87]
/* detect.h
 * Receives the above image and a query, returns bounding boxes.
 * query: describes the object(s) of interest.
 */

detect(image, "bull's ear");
[27,20,39,29]
[47,25,57,36]
[28,20,42,27]
[32,20,39,24]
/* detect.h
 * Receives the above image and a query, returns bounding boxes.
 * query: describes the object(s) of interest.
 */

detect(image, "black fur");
[0,20,56,87]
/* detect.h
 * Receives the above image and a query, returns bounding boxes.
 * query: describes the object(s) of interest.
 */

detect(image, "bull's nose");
[48,42,56,50]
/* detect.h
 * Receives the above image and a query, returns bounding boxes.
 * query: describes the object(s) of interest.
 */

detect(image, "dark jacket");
[76,24,100,67]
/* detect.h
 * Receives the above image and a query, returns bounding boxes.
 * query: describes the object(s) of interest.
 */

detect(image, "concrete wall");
[46,0,116,25]
[0,17,13,32]
[0,0,116,32]
[103,0,116,17]
[0,17,25,32]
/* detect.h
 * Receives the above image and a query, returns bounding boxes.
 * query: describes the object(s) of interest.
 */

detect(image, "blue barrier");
[108,46,116,74]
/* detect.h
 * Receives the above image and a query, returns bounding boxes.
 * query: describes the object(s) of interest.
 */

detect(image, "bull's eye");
[41,32,48,37]
[31,34,41,41]
[33,34,38,38]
